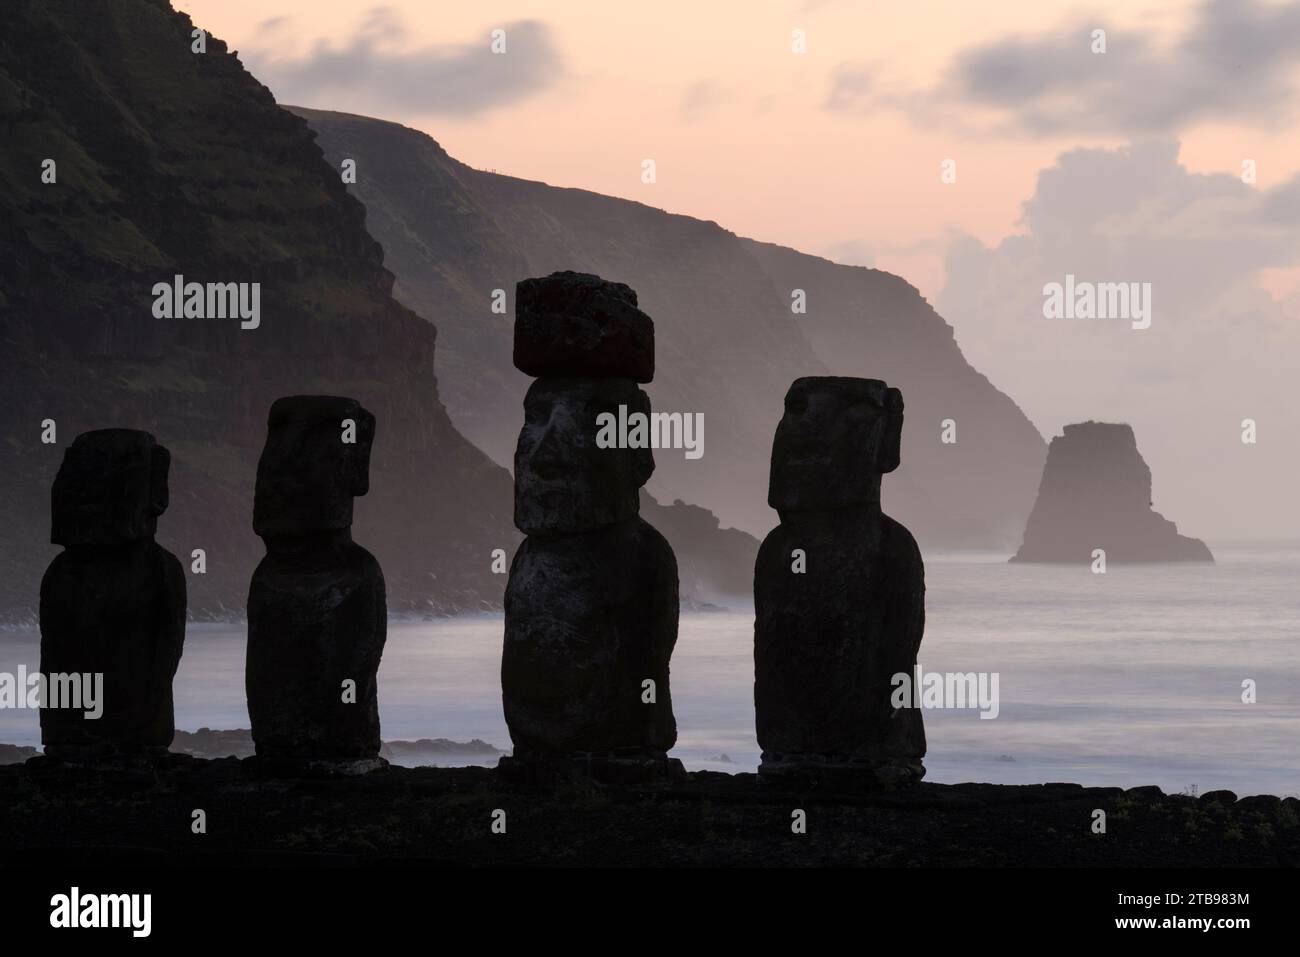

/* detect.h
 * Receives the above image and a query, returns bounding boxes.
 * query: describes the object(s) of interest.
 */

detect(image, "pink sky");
[183,0,1300,301]
[180,0,1300,538]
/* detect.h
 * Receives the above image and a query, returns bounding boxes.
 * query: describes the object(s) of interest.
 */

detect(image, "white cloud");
[937,139,1300,539]
[242,9,562,117]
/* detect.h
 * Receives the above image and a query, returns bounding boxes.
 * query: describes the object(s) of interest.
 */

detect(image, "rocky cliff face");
[292,108,1047,548]
[0,0,516,618]
[639,492,756,605]
[1012,422,1213,563]
[741,241,1048,548]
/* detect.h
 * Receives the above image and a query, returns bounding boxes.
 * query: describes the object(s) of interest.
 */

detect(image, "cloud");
[824,62,873,112]
[824,239,875,267]
[242,8,562,117]
[679,79,726,123]
[936,139,1300,537]
[827,0,1300,136]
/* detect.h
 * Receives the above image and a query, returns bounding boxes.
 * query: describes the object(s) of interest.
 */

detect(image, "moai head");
[515,377,654,535]
[512,271,657,536]
[768,376,903,512]
[253,395,375,540]
[51,429,170,545]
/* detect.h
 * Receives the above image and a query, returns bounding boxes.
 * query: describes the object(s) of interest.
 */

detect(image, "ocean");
[3,543,1297,796]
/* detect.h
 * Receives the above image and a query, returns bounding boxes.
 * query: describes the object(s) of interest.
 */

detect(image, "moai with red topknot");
[500,272,683,784]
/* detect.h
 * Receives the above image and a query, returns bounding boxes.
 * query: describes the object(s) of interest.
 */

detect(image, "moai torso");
[505,515,678,754]
[40,429,186,757]
[501,273,680,777]
[246,396,386,767]
[754,377,926,780]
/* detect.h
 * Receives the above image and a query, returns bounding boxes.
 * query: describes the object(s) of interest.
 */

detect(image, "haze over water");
[2,544,1297,796]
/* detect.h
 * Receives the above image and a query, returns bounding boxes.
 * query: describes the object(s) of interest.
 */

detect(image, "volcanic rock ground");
[1,761,1295,867]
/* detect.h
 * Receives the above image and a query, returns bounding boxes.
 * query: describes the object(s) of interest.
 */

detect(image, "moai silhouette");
[40,429,186,759]
[500,271,682,783]
[246,396,387,773]
[754,377,926,787]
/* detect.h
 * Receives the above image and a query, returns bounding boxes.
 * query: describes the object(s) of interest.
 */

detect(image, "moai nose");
[529,420,569,479]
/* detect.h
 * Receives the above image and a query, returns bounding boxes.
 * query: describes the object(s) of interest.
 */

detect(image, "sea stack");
[1011,421,1213,563]
[500,271,683,783]
[754,377,926,787]
[246,396,387,773]
[40,429,186,759]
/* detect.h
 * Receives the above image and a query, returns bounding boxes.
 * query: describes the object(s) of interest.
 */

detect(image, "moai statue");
[500,271,683,783]
[246,396,386,773]
[754,377,926,787]
[40,429,186,759]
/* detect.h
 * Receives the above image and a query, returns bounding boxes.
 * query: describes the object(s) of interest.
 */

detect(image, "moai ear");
[346,409,376,497]
[149,444,171,516]
[878,387,904,473]
[629,386,655,487]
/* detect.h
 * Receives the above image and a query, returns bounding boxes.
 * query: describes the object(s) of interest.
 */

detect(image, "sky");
[181,0,1300,539]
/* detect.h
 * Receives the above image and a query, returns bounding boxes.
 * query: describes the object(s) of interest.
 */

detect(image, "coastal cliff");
[292,107,1048,549]
[0,0,519,617]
